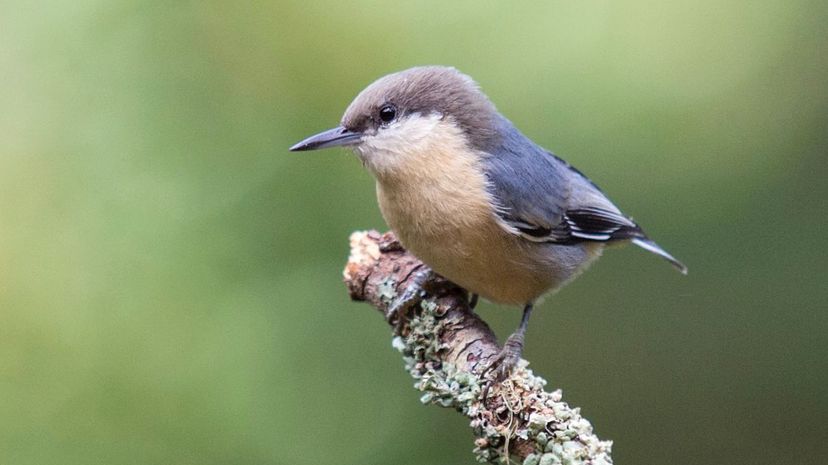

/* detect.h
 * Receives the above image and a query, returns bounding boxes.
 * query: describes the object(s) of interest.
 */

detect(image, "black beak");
[289,126,361,152]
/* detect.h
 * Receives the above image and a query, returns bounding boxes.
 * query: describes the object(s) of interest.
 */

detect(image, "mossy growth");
[390,296,613,465]
[377,277,399,307]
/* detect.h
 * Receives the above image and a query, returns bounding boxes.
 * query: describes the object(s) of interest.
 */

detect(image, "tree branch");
[343,231,614,465]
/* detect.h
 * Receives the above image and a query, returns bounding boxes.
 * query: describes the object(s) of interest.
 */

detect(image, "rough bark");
[343,230,614,465]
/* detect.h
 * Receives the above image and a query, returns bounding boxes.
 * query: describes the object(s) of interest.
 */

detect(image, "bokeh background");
[2,1,826,464]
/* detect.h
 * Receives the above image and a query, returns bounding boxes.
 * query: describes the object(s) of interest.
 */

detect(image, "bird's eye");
[378,104,397,123]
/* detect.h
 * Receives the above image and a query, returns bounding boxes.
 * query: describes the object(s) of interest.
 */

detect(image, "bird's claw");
[385,266,433,333]
[468,293,479,310]
[386,289,424,332]
[378,237,405,253]
[480,332,525,399]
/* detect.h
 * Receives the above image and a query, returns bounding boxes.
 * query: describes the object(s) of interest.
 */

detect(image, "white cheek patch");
[360,113,445,158]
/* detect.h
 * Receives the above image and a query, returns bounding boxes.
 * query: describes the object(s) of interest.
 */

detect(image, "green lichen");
[391,297,508,463]
[393,300,481,408]
[377,278,398,306]
[390,296,613,465]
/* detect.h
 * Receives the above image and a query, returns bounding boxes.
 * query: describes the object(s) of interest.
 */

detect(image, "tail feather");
[632,238,688,275]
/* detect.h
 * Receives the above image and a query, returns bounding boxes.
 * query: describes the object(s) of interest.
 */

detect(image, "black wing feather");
[565,208,645,243]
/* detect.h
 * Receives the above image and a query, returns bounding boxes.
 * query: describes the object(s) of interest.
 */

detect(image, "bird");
[290,66,686,381]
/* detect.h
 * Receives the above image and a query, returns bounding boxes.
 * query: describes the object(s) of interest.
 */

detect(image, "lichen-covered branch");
[343,231,613,465]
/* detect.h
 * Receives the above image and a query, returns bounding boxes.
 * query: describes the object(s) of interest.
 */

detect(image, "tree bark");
[343,230,614,465]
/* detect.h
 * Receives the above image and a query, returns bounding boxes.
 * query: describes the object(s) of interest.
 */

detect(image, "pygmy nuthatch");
[291,66,686,380]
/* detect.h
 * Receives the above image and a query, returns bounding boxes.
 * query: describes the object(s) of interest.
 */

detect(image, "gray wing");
[481,117,687,273]
[482,117,643,245]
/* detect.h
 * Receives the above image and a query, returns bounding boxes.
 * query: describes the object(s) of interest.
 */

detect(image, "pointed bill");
[289,126,361,152]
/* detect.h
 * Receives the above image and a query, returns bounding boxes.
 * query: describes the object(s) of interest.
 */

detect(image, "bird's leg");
[385,265,433,333]
[468,293,479,310]
[482,303,534,391]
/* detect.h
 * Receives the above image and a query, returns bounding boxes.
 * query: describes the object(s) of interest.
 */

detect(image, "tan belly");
[376,181,580,305]
[410,230,558,305]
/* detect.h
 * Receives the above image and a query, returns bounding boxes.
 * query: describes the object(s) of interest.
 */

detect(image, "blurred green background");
[1,1,826,464]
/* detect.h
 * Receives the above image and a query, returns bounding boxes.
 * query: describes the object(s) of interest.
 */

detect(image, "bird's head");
[290,66,500,177]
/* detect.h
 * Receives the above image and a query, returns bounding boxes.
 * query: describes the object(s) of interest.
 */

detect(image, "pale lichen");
[377,278,398,306]
[390,296,613,465]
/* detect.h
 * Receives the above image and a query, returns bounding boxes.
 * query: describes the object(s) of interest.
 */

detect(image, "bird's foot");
[481,331,525,398]
[385,266,432,333]
[378,235,404,253]
[468,293,479,310]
